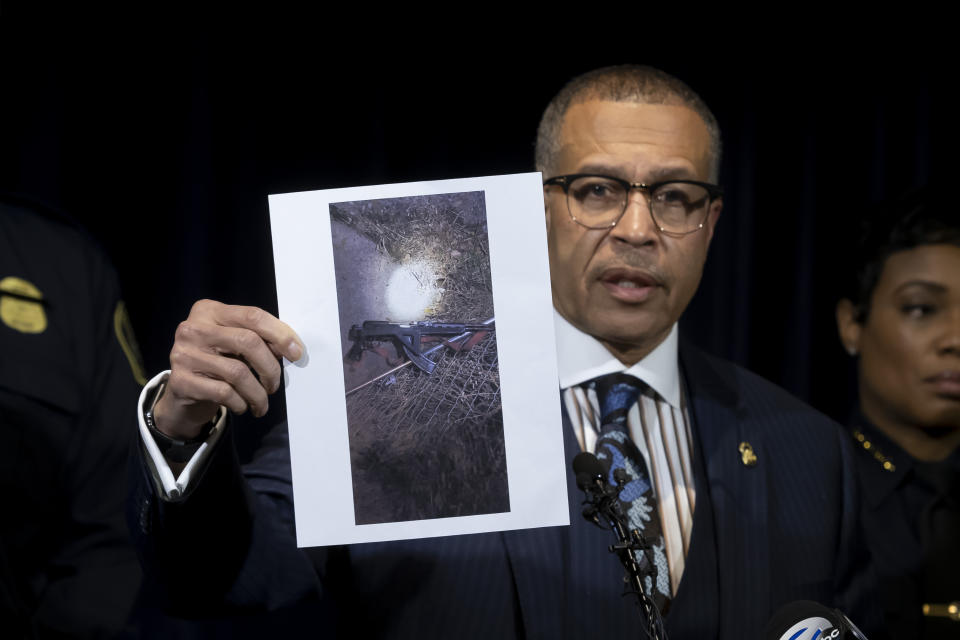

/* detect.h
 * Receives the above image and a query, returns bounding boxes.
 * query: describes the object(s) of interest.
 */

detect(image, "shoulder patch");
[0,277,47,333]
[114,300,148,385]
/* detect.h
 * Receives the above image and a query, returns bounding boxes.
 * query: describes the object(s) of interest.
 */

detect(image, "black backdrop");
[1,21,945,432]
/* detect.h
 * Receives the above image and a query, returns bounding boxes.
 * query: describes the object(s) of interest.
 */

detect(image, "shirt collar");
[554,310,681,409]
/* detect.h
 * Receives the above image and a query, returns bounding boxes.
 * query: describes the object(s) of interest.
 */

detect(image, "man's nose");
[610,190,658,245]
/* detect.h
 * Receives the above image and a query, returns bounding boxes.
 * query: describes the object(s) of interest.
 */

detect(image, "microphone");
[572,452,667,639]
[763,600,870,640]
[572,451,605,489]
[571,452,623,529]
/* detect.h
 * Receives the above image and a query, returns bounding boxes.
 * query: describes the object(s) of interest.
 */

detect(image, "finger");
[171,346,271,417]
[193,301,304,362]
[175,321,283,394]
[169,369,253,417]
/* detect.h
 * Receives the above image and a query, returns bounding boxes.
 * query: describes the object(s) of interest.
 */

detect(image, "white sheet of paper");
[268,173,568,547]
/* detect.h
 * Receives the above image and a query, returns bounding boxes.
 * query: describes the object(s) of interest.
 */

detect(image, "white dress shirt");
[555,312,695,595]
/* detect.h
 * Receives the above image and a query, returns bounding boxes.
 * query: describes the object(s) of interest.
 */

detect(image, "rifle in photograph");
[346,318,495,379]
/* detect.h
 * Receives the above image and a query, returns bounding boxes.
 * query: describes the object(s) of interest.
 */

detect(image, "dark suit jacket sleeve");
[130,421,324,617]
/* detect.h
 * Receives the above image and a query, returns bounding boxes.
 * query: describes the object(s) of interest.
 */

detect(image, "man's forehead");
[555,100,712,176]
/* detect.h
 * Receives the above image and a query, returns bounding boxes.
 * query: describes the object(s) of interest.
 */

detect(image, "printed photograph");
[329,191,509,525]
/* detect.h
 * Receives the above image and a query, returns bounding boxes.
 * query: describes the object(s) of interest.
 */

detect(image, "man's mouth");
[598,269,661,303]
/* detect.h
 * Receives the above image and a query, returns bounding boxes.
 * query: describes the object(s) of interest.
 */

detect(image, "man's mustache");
[586,257,668,287]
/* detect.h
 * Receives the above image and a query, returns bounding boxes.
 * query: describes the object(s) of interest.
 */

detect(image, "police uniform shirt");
[851,412,960,639]
[0,198,145,638]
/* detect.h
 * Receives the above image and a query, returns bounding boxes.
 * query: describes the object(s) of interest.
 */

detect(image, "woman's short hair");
[844,185,959,321]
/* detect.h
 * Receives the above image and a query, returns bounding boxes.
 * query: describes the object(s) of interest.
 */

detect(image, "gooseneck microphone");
[763,600,870,640]
[572,452,668,640]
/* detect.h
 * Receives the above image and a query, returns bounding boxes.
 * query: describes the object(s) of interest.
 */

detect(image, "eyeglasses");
[543,174,723,236]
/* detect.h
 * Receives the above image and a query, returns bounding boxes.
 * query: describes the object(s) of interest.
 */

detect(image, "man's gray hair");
[535,65,722,182]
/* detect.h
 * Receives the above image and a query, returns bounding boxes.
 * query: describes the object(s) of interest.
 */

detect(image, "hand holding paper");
[154,299,304,439]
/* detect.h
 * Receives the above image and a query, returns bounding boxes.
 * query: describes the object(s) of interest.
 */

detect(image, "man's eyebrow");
[647,166,698,182]
[575,164,630,177]
[894,280,948,294]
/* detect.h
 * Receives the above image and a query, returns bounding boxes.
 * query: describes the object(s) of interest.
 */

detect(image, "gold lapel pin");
[738,442,758,467]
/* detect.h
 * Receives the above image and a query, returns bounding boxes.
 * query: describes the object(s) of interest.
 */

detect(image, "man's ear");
[836,298,862,356]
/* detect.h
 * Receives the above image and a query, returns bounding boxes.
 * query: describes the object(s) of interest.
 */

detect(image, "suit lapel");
[501,398,638,639]
[500,524,565,639]
[680,339,772,637]
[500,398,569,639]
[666,393,721,638]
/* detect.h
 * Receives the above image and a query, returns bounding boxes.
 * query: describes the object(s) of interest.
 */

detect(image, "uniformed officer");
[836,187,960,639]
[1,194,146,638]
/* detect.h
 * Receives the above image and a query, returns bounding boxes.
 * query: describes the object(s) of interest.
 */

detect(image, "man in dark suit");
[131,66,879,638]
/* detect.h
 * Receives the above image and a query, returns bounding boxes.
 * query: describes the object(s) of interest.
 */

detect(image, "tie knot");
[591,373,646,428]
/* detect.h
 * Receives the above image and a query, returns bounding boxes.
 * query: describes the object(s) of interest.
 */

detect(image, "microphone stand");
[574,452,668,640]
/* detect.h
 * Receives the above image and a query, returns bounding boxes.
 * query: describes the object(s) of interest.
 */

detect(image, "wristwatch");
[143,381,218,463]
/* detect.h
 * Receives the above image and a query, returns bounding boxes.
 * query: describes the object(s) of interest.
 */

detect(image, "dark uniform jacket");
[131,340,882,639]
[851,413,960,639]
[1,197,144,638]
